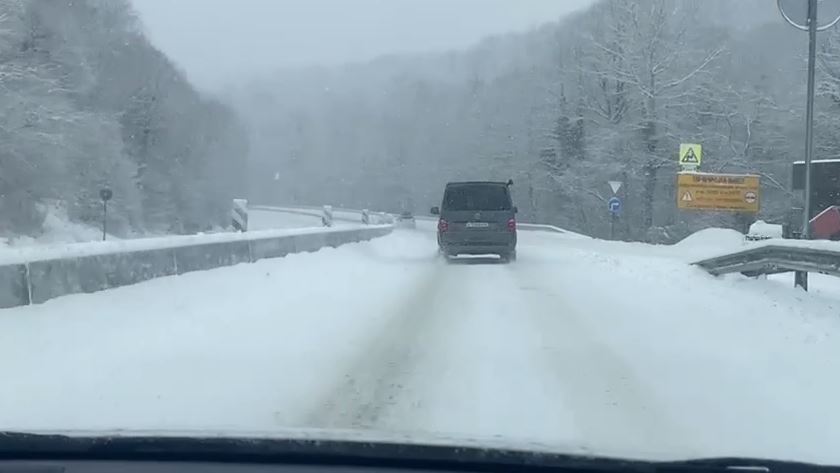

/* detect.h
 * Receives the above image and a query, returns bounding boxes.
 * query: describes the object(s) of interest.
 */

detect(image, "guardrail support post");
[795,271,808,291]
[322,205,334,227]
[232,199,248,232]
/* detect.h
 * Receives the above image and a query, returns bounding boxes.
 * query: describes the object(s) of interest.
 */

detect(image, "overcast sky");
[129,0,595,91]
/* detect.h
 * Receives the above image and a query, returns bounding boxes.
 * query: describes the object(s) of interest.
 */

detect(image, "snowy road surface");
[3,225,840,463]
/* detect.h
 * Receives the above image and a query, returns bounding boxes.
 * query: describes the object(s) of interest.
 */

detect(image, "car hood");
[0,427,718,463]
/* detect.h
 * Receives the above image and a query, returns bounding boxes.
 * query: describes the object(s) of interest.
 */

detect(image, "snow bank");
[749,220,784,238]
[751,237,840,252]
[509,226,749,263]
[1,204,119,249]
[521,236,840,463]
[675,227,745,251]
[768,272,840,302]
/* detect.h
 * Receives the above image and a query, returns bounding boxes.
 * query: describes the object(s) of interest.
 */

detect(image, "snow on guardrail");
[692,234,840,287]
[0,225,383,267]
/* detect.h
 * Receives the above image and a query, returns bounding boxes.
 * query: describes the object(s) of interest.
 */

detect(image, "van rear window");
[443,185,511,211]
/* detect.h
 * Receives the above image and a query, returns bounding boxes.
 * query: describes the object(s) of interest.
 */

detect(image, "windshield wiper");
[656,457,837,473]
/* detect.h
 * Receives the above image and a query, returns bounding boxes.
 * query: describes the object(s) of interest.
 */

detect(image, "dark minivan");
[431,180,517,262]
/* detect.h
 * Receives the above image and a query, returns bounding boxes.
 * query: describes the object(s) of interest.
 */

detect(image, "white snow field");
[2,225,840,463]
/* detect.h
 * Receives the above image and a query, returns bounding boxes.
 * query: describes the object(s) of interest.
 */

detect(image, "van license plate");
[466,222,489,228]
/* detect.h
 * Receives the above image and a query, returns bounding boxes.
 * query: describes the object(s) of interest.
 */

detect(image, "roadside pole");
[777,0,840,290]
[607,180,623,241]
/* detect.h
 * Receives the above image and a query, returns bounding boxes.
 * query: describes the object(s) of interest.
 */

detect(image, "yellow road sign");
[679,143,702,168]
[677,172,760,213]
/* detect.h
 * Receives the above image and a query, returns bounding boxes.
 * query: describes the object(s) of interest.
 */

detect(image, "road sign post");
[99,188,113,241]
[608,196,622,240]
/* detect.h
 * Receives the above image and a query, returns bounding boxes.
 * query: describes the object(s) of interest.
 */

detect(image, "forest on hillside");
[232,0,834,241]
[0,0,247,239]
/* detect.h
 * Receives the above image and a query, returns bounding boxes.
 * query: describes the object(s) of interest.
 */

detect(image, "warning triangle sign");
[682,147,699,164]
[681,191,693,202]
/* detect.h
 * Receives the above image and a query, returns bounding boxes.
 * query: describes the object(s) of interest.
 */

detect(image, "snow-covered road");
[3,224,840,463]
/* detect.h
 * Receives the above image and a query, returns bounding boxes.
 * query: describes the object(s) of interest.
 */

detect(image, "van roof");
[445,181,509,187]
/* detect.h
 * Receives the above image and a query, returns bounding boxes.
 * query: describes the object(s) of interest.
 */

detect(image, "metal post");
[610,214,616,240]
[102,201,108,241]
[796,0,818,291]
[803,0,817,238]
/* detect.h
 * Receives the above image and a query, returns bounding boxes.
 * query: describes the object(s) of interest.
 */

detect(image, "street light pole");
[778,0,840,290]
[803,0,818,242]
[795,0,819,290]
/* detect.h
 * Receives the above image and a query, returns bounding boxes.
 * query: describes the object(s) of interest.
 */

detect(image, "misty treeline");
[233,0,836,241]
[0,0,247,238]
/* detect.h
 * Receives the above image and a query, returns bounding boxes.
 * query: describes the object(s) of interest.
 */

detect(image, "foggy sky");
[129,0,595,91]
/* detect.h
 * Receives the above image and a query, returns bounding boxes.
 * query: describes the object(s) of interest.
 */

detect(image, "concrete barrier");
[2,226,392,309]
[0,264,29,308]
[28,258,83,305]
[249,236,296,260]
[292,233,327,253]
[173,240,251,275]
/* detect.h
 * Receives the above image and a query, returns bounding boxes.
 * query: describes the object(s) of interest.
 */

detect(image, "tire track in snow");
[391,261,583,445]
[304,256,586,447]
[298,258,448,429]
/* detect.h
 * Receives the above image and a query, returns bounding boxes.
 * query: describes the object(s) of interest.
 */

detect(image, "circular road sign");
[778,0,840,31]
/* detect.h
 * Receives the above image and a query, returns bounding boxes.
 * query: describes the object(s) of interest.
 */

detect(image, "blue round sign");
[608,196,622,214]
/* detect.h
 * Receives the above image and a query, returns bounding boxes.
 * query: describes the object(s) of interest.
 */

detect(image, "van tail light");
[438,218,449,233]
[507,218,516,232]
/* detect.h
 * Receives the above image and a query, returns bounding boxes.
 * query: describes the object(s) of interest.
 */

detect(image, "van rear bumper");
[438,232,516,255]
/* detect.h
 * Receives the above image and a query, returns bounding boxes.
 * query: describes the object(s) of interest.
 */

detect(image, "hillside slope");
[0,0,247,239]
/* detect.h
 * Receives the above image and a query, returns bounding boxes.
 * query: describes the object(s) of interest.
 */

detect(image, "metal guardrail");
[250,205,394,225]
[693,244,840,278]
